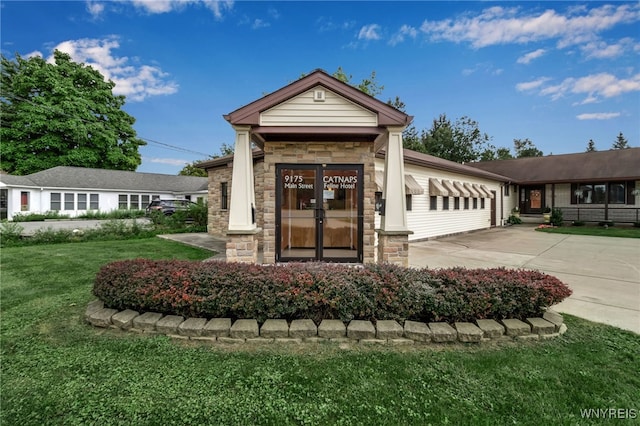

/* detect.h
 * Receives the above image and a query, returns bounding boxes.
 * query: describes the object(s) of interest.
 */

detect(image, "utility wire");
[1,93,213,158]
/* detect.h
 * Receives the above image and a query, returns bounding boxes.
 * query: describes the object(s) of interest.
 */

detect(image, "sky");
[2,1,639,175]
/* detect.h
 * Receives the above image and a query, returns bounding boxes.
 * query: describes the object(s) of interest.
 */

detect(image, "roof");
[0,166,208,192]
[223,69,412,145]
[468,148,640,184]
[384,149,512,182]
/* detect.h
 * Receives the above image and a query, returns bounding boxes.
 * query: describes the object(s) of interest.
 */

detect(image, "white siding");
[1,187,191,220]
[374,159,506,241]
[260,86,378,127]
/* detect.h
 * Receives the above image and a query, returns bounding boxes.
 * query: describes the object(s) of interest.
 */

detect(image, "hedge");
[93,260,572,324]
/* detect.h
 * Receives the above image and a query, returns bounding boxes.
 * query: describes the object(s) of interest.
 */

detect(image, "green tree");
[513,138,543,158]
[178,143,236,176]
[495,147,513,160]
[413,114,495,163]
[612,132,629,149]
[1,51,145,175]
[586,139,597,152]
[331,66,384,97]
[178,162,208,177]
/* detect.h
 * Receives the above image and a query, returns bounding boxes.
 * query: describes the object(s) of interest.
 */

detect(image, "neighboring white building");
[0,166,208,220]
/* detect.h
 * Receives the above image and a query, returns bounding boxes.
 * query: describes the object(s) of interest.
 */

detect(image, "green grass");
[2,239,639,425]
[536,224,640,238]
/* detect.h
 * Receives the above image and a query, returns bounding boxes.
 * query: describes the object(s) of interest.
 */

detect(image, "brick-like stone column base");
[226,229,261,263]
[376,230,412,267]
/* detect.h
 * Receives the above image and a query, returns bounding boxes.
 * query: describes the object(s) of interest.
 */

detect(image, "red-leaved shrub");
[93,261,572,323]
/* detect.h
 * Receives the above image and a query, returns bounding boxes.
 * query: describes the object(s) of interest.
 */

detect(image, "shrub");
[11,211,70,222]
[634,222,640,228]
[77,210,146,219]
[550,208,563,226]
[598,220,614,227]
[572,220,585,226]
[94,261,572,324]
[507,214,522,225]
[0,221,24,245]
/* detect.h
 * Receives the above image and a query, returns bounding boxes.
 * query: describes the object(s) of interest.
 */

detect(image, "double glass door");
[276,164,363,263]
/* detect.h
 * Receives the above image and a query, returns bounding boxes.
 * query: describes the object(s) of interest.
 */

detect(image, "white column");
[228,125,257,232]
[380,126,409,232]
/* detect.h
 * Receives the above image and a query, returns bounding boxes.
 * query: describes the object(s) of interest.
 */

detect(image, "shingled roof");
[0,166,208,192]
[468,148,640,184]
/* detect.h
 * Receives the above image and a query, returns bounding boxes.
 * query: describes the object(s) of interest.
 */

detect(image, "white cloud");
[515,77,551,92]
[114,0,233,18]
[576,112,620,120]
[358,24,382,41]
[517,48,546,64]
[389,24,418,46]
[50,37,178,102]
[252,19,270,29]
[147,157,191,166]
[86,1,105,19]
[24,50,43,59]
[419,3,640,54]
[518,72,640,103]
[581,37,637,59]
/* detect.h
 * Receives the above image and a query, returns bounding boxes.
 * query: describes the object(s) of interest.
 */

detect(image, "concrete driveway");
[409,226,640,334]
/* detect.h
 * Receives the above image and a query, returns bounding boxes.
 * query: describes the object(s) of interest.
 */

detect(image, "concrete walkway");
[409,226,640,334]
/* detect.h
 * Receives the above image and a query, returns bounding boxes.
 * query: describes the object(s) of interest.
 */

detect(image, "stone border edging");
[85,300,567,345]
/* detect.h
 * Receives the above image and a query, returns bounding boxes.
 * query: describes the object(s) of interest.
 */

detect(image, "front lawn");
[2,239,639,425]
[536,224,640,238]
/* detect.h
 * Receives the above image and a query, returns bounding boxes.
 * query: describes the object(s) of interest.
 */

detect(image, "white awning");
[374,171,424,195]
[429,178,449,197]
[404,175,425,195]
[441,180,460,197]
[474,184,494,198]
[464,182,481,198]
[453,181,470,197]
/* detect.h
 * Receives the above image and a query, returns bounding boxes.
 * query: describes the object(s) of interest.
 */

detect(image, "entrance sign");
[276,164,363,262]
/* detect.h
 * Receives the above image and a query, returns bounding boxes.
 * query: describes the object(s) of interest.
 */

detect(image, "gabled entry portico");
[221,70,413,265]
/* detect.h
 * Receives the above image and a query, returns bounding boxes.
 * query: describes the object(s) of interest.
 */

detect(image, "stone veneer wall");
[261,141,376,264]
[207,160,266,248]
[207,164,232,236]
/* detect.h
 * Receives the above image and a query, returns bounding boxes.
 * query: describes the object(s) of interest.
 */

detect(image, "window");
[571,181,635,204]
[130,195,139,210]
[90,194,99,210]
[443,197,449,210]
[481,198,485,209]
[504,184,510,196]
[141,195,150,208]
[609,183,625,204]
[374,191,383,212]
[473,198,478,209]
[221,182,229,210]
[430,196,437,211]
[454,197,460,210]
[78,194,87,210]
[64,193,74,210]
[118,194,128,209]
[464,197,469,210]
[51,193,61,210]
[406,194,412,211]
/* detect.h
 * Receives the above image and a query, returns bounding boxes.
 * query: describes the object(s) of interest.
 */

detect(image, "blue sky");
[2,1,639,174]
